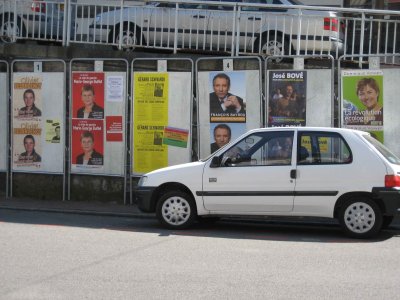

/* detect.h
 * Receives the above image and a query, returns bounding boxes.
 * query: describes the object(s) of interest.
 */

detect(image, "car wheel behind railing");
[256,32,290,63]
[111,22,143,52]
[0,13,25,44]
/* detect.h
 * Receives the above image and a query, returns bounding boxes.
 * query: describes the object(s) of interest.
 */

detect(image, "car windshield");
[363,134,400,165]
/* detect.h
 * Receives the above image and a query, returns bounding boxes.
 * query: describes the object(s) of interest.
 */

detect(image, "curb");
[0,205,156,219]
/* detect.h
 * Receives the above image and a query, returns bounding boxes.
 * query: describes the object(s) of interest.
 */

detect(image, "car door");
[148,3,210,49]
[293,131,354,216]
[202,130,296,213]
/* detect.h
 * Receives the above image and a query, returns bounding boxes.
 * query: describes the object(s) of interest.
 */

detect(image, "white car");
[136,127,400,238]
[89,0,345,56]
[0,0,69,44]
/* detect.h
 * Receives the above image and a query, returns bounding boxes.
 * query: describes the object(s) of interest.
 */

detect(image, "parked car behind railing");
[87,0,345,58]
[0,0,71,44]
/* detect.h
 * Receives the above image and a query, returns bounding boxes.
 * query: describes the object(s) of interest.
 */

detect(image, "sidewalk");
[0,195,155,219]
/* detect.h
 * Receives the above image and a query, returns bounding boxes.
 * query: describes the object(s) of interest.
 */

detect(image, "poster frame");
[337,54,400,127]
[265,54,335,128]
[69,58,129,202]
[0,60,9,198]
[195,56,263,159]
[130,58,194,204]
[10,59,66,199]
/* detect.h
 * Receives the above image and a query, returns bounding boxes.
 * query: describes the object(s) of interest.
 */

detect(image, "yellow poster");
[133,73,169,173]
[301,136,328,153]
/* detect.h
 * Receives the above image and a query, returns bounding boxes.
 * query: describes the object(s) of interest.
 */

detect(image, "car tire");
[156,190,197,229]
[381,215,394,230]
[112,22,142,51]
[339,197,382,238]
[0,13,25,44]
[257,33,290,63]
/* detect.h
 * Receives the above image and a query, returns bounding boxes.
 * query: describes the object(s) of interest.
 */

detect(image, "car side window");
[297,132,352,165]
[221,131,294,166]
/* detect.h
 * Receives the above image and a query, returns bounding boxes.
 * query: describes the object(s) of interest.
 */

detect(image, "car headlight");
[138,176,148,186]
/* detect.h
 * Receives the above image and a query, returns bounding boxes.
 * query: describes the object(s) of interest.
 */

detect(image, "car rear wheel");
[156,190,197,229]
[339,197,382,238]
[258,33,290,63]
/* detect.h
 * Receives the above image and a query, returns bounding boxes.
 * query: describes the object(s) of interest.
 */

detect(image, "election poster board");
[341,69,384,142]
[11,72,65,173]
[268,70,307,127]
[70,71,126,176]
[198,69,262,159]
[132,72,192,174]
[381,68,400,157]
[0,71,7,172]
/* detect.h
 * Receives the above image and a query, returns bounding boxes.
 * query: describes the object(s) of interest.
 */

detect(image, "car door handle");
[248,17,261,21]
[193,15,206,19]
[290,169,297,179]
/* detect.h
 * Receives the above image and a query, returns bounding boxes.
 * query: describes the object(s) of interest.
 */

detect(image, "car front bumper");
[373,187,400,215]
[135,186,157,213]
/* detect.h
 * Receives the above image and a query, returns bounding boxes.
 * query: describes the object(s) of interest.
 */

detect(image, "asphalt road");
[1,209,400,299]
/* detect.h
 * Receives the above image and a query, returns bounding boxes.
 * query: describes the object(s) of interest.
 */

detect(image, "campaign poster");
[209,71,246,123]
[106,116,123,142]
[0,72,8,171]
[268,71,307,127]
[71,119,104,169]
[12,75,43,169]
[342,70,384,141]
[209,123,246,154]
[163,127,189,148]
[45,119,61,143]
[71,71,126,176]
[12,72,65,173]
[72,72,105,119]
[133,72,169,173]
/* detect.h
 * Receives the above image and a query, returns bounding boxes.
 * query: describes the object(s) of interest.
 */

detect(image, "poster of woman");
[341,70,384,141]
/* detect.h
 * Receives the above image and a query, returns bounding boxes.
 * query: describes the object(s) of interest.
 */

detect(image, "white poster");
[12,72,65,173]
[0,72,7,172]
[70,71,126,176]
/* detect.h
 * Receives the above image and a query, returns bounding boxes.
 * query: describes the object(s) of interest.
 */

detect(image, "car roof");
[246,126,367,135]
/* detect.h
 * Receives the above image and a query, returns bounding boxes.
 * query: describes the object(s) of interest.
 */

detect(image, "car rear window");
[297,132,352,165]
[363,134,400,165]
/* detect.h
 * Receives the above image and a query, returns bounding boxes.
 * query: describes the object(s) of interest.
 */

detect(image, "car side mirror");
[210,156,221,168]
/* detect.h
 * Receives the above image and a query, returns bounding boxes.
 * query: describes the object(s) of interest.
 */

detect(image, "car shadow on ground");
[148,219,400,244]
[1,209,398,244]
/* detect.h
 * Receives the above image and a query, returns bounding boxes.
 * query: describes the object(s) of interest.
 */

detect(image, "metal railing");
[1,0,399,63]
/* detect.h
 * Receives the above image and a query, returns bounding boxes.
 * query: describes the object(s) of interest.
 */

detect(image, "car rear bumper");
[135,186,157,213]
[373,187,400,215]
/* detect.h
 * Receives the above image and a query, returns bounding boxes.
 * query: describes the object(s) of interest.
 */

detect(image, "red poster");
[106,116,123,142]
[72,72,105,119]
[71,119,104,165]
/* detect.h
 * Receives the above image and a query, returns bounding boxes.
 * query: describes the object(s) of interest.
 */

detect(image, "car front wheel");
[0,14,23,44]
[156,190,196,229]
[339,197,382,238]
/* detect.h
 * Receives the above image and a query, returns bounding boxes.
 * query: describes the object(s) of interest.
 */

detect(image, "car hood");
[143,161,206,186]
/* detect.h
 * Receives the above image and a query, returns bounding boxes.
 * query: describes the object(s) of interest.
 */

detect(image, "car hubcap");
[0,21,18,43]
[344,202,375,233]
[161,196,191,226]
[262,40,283,56]
[117,30,136,49]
